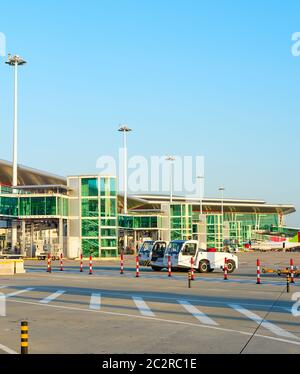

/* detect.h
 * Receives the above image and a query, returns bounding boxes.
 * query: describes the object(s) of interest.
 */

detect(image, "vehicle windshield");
[139,241,154,254]
[165,242,184,255]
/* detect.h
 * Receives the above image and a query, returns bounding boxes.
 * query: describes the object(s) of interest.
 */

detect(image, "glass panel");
[101,218,117,227]
[101,238,117,248]
[31,197,46,215]
[82,199,98,217]
[46,197,56,215]
[171,217,181,229]
[118,215,133,228]
[19,197,31,216]
[81,178,98,197]
[100,177,117,197]
[110,178,117,197]
[100,198,116,217]
[170,205,181,216]
[101,228,117,237]
[258,214,278,230]
[82,219,99,237]
[100,178,108,196]
[82,239,99,257]
[63,198,68,216]
[0,197,18,216]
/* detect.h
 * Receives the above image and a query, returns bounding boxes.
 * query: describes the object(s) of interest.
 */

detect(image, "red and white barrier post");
[136,256,140,278]
[191,257,195,281]
[224,257,228,280]
[89,255,93,275]
[60,253,63,272]
[168,256,172,277]
[290,259,295,284]
[256,258,261,284]
[80,254,83,272]
[120,251,124,275]
[47,254,51,273]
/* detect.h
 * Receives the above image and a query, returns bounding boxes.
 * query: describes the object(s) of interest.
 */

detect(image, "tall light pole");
[219,187,225,222]
[166,156,175,203]
[197,175,205,215]
[118,125,132,215]
[218,187,225,252]
[6,54,27,187]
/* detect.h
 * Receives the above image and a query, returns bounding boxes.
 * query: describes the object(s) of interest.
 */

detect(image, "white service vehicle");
[150,241,169,271]
[157,240,238,273]
[138,240,168,266]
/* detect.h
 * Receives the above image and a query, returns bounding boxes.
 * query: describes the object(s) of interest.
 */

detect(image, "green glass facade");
[17,196,68,217]
[0,176,293,257]
[118,215,159,229]
[0,196,18,217]
[79,177,118,258]
[170,204,193,240]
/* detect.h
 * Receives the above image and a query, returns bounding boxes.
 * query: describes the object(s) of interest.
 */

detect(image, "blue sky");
[0,0,299,226]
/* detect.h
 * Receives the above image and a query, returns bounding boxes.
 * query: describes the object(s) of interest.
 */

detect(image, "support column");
[11,220,18,253]
[133,230,137,254]
[30,222,34,258]
[59,218,63,254]
[124,231,128,250]
[21,220,26,256]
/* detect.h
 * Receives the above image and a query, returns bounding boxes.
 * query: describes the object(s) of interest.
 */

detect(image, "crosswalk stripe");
[89,293,101,310]
[6,288,34,298]
[229,303,299,340]
[39,290,66,304]
[133,297,155,317]
[178,300,219,326]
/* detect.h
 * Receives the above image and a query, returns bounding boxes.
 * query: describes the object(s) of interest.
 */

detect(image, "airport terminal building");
[0,159,296,258]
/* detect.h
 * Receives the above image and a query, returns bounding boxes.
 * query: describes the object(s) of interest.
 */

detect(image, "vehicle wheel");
[199,260,210,273]
[227,260,236,274]
[151,266,162,272]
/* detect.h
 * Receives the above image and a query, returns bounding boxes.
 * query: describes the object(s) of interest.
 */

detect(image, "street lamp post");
[197,175,205,248]
[219,187,225,221]
[5,54,27,187]
[118,125,132,215]
[218,187,225,252]
[6,54,26,255]
[165,156,175,203]
[118,125,132,252]
[197,176,205,215]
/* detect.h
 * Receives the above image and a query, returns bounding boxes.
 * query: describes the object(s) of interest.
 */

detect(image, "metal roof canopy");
[0,160,66,187]
[131,195,295,216]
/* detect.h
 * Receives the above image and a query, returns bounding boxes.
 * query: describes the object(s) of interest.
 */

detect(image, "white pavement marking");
[229,303,299,340]
[0,343,18,354]
[0,286,7,290]
[178,300,219,326]
[6,298,300,347]
[6,288,34,298]
[39,290,66,304]
[90,293,101,310]
[133,296,155,317]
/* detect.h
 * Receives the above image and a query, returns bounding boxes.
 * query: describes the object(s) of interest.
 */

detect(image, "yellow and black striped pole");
[21,321,29,354]
[287,273,290,293]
